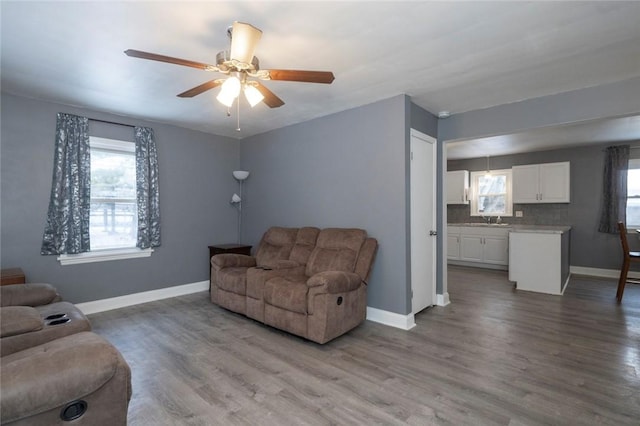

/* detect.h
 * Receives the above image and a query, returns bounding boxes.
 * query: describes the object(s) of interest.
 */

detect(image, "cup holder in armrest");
[45,313,67,320]
[47,318,71,326]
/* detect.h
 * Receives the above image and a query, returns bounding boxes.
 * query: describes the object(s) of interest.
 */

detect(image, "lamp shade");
[231,193,241,203]
[233,170,250,181]
[229,22,262,66]
[217,76,241,107]
[244,85,264,107]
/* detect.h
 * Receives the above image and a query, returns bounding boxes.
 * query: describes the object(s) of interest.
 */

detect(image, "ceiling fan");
[125,21,335,110]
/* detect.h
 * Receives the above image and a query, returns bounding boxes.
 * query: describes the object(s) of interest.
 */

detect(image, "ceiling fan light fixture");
[229,21,262,66]
[216,76,241,107]
[244,84,264,107]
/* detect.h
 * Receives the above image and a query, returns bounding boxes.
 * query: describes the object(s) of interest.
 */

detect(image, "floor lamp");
[231,170,250,243]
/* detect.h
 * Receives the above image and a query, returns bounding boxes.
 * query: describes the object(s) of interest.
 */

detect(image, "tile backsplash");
[447,203,570,226]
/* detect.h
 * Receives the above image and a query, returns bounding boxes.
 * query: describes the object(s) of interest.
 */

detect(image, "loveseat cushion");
[217,267,249,295]
[255,227,298,266]
[0,332,130,424]
[0,307,43,338]
[289,227,320,265]
[264,276,309,314]
[0,283,61,307]
[306,228,367,276]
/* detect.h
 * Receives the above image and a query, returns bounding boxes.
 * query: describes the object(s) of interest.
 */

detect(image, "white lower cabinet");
[447,226,461,260]
[448,226,509,267]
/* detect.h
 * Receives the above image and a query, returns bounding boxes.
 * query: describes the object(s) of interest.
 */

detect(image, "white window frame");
[627,158,640,230]
[469,169,513,217]
[57,137,152,265]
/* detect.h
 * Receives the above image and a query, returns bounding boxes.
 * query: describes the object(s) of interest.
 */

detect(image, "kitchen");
[445,115,640,295]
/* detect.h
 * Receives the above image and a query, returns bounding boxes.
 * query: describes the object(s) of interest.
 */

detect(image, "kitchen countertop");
[508,225,571,234]
[448,223,571,234]
[448,223,512,228]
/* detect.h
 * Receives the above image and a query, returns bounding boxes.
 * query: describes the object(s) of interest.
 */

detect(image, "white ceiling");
[2,1,640,154]
[446,114,640,160]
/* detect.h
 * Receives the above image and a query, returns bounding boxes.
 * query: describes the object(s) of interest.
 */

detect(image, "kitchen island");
[508,225,571,295]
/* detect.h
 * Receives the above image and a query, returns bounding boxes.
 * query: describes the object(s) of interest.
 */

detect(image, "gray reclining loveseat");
[211,227,378,344]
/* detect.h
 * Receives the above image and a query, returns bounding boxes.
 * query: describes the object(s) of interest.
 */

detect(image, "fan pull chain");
[236,98,241,132]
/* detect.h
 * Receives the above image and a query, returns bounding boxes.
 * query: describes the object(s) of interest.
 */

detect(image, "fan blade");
[267,69,335,84]
[254,82,285,108]
[125,49,217,71]
[229,22,262,66]
[177,80,222,98]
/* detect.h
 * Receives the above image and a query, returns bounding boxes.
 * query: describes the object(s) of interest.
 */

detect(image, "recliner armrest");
[0,306,43,338]
[0,283,61,307]
[307,271,363,293]
[211,254,256,270]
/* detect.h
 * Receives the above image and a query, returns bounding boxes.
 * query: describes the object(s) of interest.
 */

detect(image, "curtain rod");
[89,118,135,128]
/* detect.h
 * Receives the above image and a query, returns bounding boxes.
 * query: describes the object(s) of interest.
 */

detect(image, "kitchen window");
[627,158,640,229]
[469,169,513,217]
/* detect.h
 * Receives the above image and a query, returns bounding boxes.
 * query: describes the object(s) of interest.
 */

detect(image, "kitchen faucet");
[484,216,492,224]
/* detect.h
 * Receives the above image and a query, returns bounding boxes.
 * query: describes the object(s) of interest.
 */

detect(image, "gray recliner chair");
[0,283,91,356]
[0,283,132,425]
[1,332,132,425]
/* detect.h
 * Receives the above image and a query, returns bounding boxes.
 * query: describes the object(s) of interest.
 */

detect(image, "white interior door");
[410,129,436,314]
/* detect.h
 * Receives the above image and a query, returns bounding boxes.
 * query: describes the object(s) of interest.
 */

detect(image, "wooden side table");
[208,244,252,291]
[1,268,26,286]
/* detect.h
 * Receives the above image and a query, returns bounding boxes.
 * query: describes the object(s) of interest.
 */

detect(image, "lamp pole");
[232,171,250,244]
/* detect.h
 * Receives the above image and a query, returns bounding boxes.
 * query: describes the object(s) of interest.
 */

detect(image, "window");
[89,137,137,250]
[627,158,640,228]
[470,169,512,217]
[57,136,153,266]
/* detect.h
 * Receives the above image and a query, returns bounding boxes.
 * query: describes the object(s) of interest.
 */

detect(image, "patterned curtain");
[41,113,91,254]
[135,126,161,248]
[598,145,630,233]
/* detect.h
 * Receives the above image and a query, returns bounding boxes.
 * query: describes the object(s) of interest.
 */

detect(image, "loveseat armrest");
[211,254,256,271]
[307,271,363,293]
[0,283,61,307]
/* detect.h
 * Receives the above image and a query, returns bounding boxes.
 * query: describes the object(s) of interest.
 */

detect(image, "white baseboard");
[366,307,416,330]
[76,280,209,315]
[436,292,450,306]
[570,266,640,280]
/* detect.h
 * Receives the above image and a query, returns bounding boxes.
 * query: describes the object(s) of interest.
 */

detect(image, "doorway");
[410,129,437,314]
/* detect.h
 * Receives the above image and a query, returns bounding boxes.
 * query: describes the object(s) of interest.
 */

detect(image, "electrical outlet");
[516,211,523,217]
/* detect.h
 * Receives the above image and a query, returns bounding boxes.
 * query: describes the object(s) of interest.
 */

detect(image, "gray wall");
[0,92,240,303]
[239,95,416,315]
[448,141,640,270]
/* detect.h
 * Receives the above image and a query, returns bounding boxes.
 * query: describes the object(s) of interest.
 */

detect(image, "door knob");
[429,230,437,236]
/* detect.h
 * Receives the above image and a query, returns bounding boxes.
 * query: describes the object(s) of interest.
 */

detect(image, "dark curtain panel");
[41,113,91,254]
[135,126,161,248]
[598,145,630,233]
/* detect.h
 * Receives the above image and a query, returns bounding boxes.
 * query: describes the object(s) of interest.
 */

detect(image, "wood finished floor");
[89,267,640,425]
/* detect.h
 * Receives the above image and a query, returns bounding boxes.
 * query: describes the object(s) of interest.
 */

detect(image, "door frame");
[410,128,437,314]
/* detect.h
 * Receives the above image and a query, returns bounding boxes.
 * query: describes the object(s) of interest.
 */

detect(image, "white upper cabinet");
[446,170,469,204]
[512,162,570,204]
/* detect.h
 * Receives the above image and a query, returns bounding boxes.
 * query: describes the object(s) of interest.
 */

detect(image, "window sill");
[57,248,153,266]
